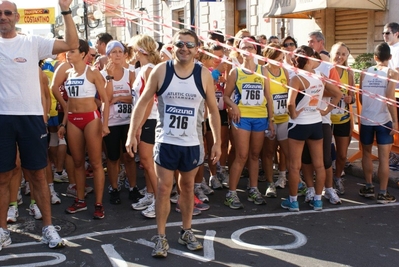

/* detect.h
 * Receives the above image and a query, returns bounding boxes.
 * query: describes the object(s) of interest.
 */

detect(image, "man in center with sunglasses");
[126,29,221,258]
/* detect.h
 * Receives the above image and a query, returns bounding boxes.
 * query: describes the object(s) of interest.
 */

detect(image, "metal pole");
[190,0,195,31]
[84,1,89,40]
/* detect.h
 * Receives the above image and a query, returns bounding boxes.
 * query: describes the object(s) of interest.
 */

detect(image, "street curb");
[344,160,399,189]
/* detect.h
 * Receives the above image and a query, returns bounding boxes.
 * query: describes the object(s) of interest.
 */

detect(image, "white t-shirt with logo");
[0,35,54,115]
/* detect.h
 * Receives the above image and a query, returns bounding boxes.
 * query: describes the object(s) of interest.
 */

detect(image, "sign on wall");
[17,8,55,24]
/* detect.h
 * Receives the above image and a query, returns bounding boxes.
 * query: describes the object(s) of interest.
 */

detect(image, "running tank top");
[156,61,205,146]
[314,62,333,124]
[132,63,158,120]
[101,68,133,126]
[331,69,351,124]
[234,65,267,118]
[289,72,324,125]
[361,66,391,126]
[268,67,289,124]
[64,66,97,99]
[42,59,58,117]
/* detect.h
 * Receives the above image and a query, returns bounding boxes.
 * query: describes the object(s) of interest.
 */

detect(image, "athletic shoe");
[151,235,169,258]
[275,175,287,189]
[194,195,210,211]
[281,198,299,212]
[248,188,266,205]
[258,170,266,182]
[24,182,30,196]
[297,181,308,196]
[129,186,143,203]
[93,203,105,219]
[305,187,315,203]
[17,189,23,205]
[175,202,201,216]
[109,188,121,205]
[142,201,156,218]
[333,177,345,195]
[49,184,61,204]
[53,170,69,183]
[376,192,396,204]
[201,178,214,195]
[224,192,244,209]
[194,186,209,203]
[209,175,223,190]
[132,194,153,211]
[178,229,203,251]
[265,183,277,198]
[7,206,18,223]
[139,186,147,196]
[309,199,323,211]
[41,225,64,248]
[65,199,87,214]
[29,203,42,220]
[219,170,229,188]
[359,186,375,198]
[0,228,12,251]
[65,185,88,198]
[324,189,342,204]
[170,192,179,204]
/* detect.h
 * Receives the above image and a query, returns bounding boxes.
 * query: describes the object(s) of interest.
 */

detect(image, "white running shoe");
[41,225,65,249]
[17,188,23,205]
[29,203,42,220]
[24,182,30,196]
[275,175,287,189]
[324,188,342,204]
[53,170,69,183]
[142,201,156,218]
[0,228,12,251]
[305,187,315,203]
[49,184,61,204]
[265,183,277,198]
[132,194,154,211]
[7,206,19,223]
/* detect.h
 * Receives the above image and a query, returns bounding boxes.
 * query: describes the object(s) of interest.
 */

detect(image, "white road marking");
[101,244,128,267]
[231,226,307,250]
[0,252,66,267]
[7,202,399,249]
[203,230,216,260]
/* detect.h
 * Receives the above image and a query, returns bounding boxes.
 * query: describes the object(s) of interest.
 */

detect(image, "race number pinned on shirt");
[165,105,195,137]
[241,83,264,106]
[273,93,288,115]
[215,90,224,110]
[114,103,133,119]
[65,79,84,97]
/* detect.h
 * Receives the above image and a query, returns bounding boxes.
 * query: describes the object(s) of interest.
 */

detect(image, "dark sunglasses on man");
[0,10,16,16]
[174,41,196,49]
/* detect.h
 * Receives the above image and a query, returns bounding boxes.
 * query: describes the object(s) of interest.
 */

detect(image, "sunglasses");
[283,42,296,48]
[90,54,96,57]
[174,41,196,49]
[382,32,391,35]
[0,10,16,16]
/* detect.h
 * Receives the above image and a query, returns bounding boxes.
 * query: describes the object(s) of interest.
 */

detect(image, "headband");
[160,47,172,60]
[239,37,257,50]
[106,41,125,56]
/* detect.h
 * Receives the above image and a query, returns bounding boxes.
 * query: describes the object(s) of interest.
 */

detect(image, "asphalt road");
[1,170,399,267]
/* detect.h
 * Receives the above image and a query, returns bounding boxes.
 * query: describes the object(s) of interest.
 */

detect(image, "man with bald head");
[0,0,79,250]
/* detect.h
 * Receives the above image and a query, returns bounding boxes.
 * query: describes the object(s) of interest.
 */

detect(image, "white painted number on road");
[0,252,66,267]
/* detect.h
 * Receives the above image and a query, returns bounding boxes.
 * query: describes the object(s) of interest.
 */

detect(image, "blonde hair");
[129,34,161,65]
[330,42,351,66]
[229,28,251,59]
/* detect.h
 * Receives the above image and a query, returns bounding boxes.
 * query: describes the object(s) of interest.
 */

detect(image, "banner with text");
[17,7,55,24]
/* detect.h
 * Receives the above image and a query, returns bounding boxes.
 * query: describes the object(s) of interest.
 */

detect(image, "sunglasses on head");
[283,42,295,48]
[0,10,16,17]
[174,41,196,49]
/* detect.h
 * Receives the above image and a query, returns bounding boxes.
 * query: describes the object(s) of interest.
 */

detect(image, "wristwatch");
[106,75,114,81]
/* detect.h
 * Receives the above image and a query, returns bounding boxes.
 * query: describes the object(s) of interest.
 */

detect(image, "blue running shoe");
[281,198,299,212]
[309,199,323,211]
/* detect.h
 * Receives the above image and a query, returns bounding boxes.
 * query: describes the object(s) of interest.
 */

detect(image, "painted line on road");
[7,202,399,249]
[231,226,307,250]
[101,244,128,267]
[0,252,66,267]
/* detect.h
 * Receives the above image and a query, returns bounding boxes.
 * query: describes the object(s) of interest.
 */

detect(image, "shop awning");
[263,0,387,19]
